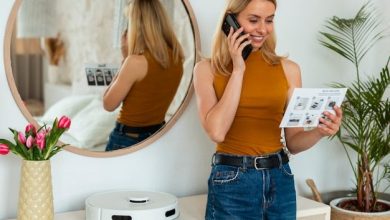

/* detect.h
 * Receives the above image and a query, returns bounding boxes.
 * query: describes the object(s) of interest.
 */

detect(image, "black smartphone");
[222,13,253,60]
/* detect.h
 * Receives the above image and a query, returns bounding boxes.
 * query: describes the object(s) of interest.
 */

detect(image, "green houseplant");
[319,3,390,215]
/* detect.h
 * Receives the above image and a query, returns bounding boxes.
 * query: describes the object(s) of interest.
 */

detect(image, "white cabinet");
[177,194,330,220]
[9,195,330,220]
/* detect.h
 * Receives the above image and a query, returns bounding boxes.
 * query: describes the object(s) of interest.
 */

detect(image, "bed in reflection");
[35,95,117,151]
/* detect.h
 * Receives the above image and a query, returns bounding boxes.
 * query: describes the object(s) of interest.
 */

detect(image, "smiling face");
[236,0,276,51]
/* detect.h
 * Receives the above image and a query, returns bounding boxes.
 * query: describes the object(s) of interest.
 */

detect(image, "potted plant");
[0,116,71,220]
[319,3,390,219]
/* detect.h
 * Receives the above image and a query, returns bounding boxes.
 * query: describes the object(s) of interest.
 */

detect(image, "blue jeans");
[105,126,156,151]
[205,161,296,220]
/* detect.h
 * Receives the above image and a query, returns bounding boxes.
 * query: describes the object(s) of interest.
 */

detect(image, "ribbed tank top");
[117,50,183,126]
[213,51,288,155]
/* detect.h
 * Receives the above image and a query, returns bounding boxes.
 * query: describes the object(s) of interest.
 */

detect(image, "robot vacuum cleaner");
[85,190,179,220]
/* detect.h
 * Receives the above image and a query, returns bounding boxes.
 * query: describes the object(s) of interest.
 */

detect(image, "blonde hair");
[127,0,184,68]
[211,0,283,75]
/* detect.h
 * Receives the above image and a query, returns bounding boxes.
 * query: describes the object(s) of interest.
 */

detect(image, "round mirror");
[4,0,200,157]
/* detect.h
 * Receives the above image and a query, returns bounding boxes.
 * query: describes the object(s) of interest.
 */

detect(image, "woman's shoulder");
[122,55,148,70]
[280,58,302,87]
[120,55,148,80]
[280,58,300,70]
[195,58,212,68]
[193,59,214,82]
[281,58,301,76]
[124,54,148,65]
[194,59,213,75]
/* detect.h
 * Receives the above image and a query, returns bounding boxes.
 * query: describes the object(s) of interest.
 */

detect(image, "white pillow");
[41,95,98,125]
[66,99,118,149]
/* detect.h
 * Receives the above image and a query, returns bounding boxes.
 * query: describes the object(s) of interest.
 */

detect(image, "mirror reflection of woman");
[103,0,184,151]
[193,0,342,219]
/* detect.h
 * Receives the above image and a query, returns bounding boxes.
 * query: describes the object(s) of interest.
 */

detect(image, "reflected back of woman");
[103,0,184,151]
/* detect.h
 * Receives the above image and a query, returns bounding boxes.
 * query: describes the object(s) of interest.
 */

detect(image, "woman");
[193,0,342,219]
[103,0,184,151]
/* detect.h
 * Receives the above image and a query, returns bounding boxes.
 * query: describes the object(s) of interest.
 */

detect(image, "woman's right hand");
[227,27,251,74]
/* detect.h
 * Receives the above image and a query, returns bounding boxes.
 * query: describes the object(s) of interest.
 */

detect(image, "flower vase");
[47,65,60,84]
[17,160,54,220]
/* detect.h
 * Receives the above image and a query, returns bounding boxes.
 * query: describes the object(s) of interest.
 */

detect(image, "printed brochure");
[85,63,119,86]
[280,88,347,128]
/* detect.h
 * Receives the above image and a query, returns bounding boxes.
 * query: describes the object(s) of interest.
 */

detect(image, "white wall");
[0,0,389,219]
[274,0,390,195]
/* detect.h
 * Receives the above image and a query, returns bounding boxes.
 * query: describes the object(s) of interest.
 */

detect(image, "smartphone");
[222,13,253,60]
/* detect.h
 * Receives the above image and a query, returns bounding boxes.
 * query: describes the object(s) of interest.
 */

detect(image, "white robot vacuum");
[85,190,179,220]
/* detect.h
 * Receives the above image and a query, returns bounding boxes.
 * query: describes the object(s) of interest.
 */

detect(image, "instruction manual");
[280,88,347,128]
[85,63,120,86]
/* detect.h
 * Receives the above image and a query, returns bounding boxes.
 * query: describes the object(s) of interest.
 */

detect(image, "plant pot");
[330,197,390,220]
[321,190,390,204]
[17,160,54,220]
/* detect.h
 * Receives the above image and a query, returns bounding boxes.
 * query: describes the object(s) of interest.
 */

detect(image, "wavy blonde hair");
[127,0,184,68]
[211,0,283,75]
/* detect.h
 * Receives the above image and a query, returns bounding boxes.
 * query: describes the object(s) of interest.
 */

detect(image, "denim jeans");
[205,162,296,220]
[105,127,155,151]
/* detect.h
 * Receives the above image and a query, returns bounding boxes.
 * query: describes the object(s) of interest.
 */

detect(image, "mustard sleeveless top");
[213,51,288,155]
[117,50,183,126]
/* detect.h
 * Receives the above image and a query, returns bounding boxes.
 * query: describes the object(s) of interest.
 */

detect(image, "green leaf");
[319,2,390,207]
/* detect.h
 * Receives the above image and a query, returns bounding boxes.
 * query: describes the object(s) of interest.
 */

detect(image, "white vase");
[47,65,61,84]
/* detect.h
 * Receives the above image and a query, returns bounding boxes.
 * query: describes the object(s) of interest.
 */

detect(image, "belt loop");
[277,152,282,169]
[211,153,216,166]
[242,156,247,170]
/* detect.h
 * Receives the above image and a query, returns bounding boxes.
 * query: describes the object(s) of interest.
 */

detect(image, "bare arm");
[193,27,251,142]
[193,61,244,142]
[282,59,343,154]
[103,55,147,111]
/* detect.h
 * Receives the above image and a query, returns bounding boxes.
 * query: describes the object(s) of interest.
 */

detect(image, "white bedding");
[60,133,106,152]
[37,95,117,151]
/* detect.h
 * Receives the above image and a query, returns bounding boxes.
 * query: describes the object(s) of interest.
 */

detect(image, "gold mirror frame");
[3,0,201,157]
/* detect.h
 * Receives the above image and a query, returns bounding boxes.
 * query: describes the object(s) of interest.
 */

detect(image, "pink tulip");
[18,132,26,144]
[25,124,36,135]
[36,132,45,139]
[37,139,46,150]
[0,144,10,155]
[36,132,46,150]
[58,116,71,129]
[26,136,35,148]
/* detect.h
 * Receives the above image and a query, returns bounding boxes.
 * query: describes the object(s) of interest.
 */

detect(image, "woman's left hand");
[317,105,343,136]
